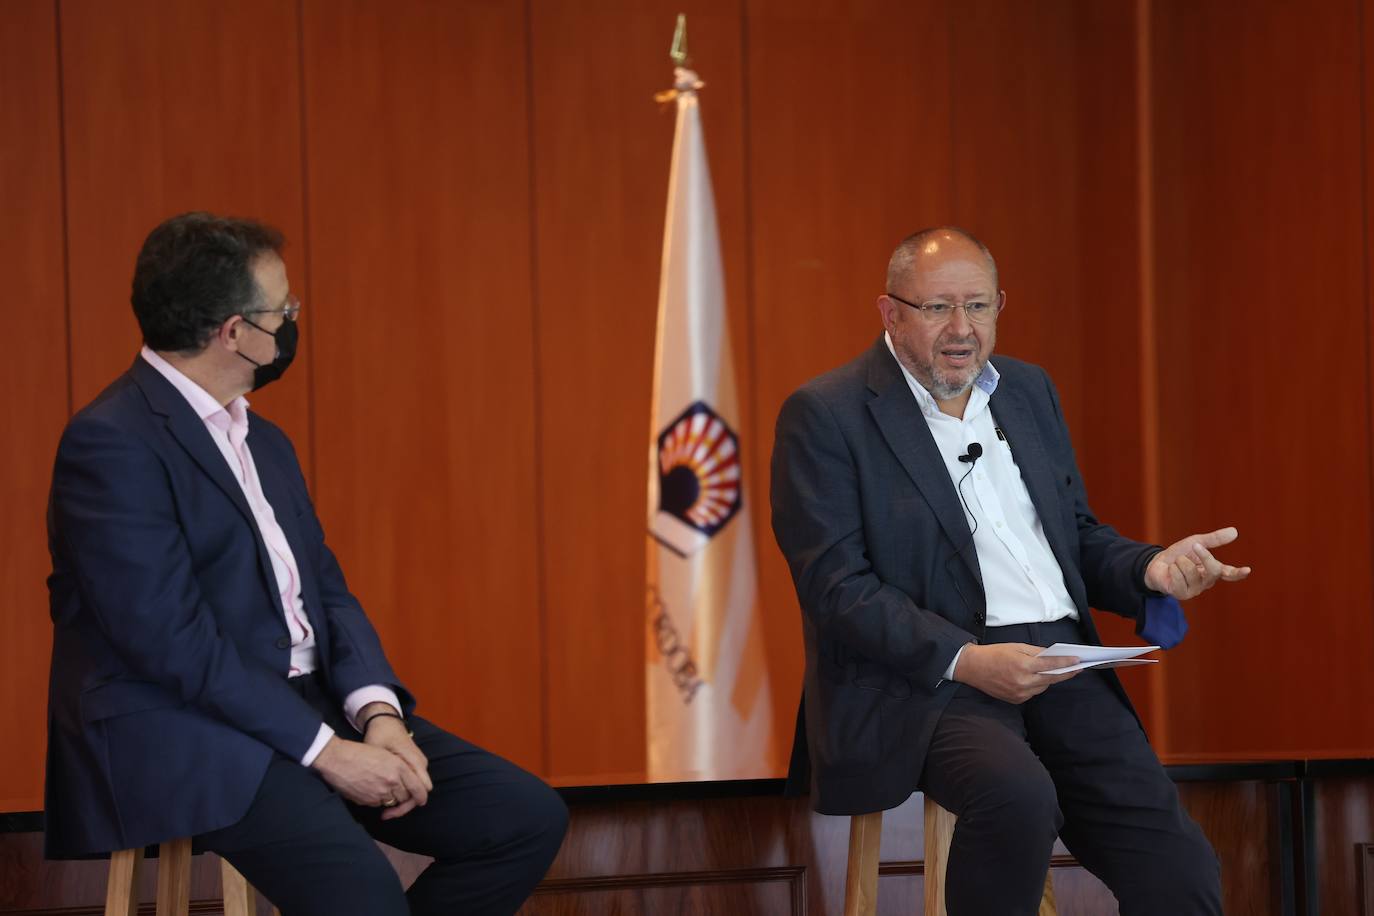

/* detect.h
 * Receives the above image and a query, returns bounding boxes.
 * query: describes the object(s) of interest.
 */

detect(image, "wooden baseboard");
[4,902,226,916]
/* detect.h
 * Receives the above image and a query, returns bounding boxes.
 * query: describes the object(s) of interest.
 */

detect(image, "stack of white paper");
[1036,643,1160,675]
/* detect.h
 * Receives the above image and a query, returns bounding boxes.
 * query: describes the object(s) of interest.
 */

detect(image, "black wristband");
[362,710,405,732]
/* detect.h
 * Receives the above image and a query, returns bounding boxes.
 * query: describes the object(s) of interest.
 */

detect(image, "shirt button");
[996,521,1004,528]
[275,636,291,649]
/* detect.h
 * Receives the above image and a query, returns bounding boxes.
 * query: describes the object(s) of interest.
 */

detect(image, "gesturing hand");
[953,643,1081,704]
[1145,526,1252,601]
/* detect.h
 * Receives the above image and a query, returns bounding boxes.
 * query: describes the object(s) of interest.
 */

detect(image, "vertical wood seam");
[524,0,552,780]
[295,0,317,492]
[1358,0,1374,693]
[1134,0,1169,752]
[738,0,769,764]
[947,3,959,220]
[54,0,73,419]
[736,3,758,513]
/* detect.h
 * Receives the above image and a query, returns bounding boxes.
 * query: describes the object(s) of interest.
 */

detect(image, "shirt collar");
[140,346,250,427]
[883,331,999,419]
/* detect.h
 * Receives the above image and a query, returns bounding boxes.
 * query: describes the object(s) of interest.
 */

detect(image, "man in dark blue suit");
[771,227,1251,915]
[44,212,566,914]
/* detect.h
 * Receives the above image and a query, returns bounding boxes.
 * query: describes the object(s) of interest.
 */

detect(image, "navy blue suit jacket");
[44,357,412,858]
[770,339,1159,815]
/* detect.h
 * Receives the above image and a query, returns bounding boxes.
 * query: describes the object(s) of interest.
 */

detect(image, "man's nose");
[946,305,974,336]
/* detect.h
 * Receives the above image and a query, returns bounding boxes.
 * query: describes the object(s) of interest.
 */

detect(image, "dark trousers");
[196,674,568,916]
[919,619,1221,916]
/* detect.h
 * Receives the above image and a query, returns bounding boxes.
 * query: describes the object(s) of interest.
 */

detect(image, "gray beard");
[916,357,984,401]
[926,373,976,401]
[890,336,987,403]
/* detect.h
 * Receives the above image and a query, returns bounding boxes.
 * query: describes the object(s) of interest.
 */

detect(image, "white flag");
[646,67,774,781]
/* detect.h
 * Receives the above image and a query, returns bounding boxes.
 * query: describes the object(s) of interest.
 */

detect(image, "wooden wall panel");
[951,1,1085,399]
[58,0,311,455]
[0,0,68,813]
[1067,0,1159,726]
[1362,843,1374,916]
[1314,777,1374,916]
[745,0,955,777]
[1178,780,1283,915]
[301,0,544,771]
[948,0,1158,724]
[530,0,752,783]
[1150,0,1374,758]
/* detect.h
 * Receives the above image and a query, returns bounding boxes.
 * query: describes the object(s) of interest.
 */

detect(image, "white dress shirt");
[883,335,1079,679]
[140,347,400,763]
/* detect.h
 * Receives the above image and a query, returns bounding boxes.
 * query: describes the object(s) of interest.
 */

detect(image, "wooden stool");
[844,796,1058,915]
[104,837,279,916]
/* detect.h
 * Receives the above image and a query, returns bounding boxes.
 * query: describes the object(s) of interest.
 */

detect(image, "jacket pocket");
[852,659,913,699]
[80,679,182,723]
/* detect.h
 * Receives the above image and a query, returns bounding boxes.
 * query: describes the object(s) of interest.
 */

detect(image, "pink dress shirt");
[140,347,399,765]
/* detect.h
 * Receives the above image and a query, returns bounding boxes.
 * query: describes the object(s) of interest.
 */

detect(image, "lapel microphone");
[955,442,983,532]
[948,441,985,622]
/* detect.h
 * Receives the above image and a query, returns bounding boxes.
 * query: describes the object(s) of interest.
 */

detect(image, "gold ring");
[382,797,397,807]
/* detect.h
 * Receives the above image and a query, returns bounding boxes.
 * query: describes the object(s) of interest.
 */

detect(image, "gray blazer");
[770,336,1159,815]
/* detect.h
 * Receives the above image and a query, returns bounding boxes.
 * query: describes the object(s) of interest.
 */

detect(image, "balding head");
[886,226,998,295]
[877,226,1003,412]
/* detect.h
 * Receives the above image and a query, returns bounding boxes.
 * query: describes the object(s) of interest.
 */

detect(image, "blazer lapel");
[131,358,280,595]
[133,359,257,527]
[987,375,1075,578]
[863,339,983,587]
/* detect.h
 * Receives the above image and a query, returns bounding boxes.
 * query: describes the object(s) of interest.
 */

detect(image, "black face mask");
[237,316,299,391]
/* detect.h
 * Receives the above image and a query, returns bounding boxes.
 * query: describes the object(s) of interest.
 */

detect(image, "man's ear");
[216,314,243,350]
[876,294,898,332]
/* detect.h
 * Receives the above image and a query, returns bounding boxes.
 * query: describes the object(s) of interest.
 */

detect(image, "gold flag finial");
[670,13,688,66]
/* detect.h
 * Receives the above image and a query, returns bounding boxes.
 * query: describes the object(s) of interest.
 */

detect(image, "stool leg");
[221,855,256,916]
[104,847,144,916]
[220,856,281,916]
[844,810,883,916]
[923,796,958,916]
[155,837,192,916]
[1038,871,1058,916]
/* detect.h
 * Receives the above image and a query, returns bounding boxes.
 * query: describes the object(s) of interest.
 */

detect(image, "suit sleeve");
[770,387,972,686]
[50,416,325,761]
[1039,367,1160,620]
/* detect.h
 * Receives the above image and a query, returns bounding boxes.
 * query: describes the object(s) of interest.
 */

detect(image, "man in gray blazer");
[770,227,1250,915]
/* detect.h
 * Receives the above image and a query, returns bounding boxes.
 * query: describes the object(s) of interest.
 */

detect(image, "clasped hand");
[310,712,433,821]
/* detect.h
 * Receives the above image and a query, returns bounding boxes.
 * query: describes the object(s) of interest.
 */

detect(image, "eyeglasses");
[245,294,301,323]
[886,292,1001,325]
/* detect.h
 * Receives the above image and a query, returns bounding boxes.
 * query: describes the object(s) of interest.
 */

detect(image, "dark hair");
[130,212,285,352]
